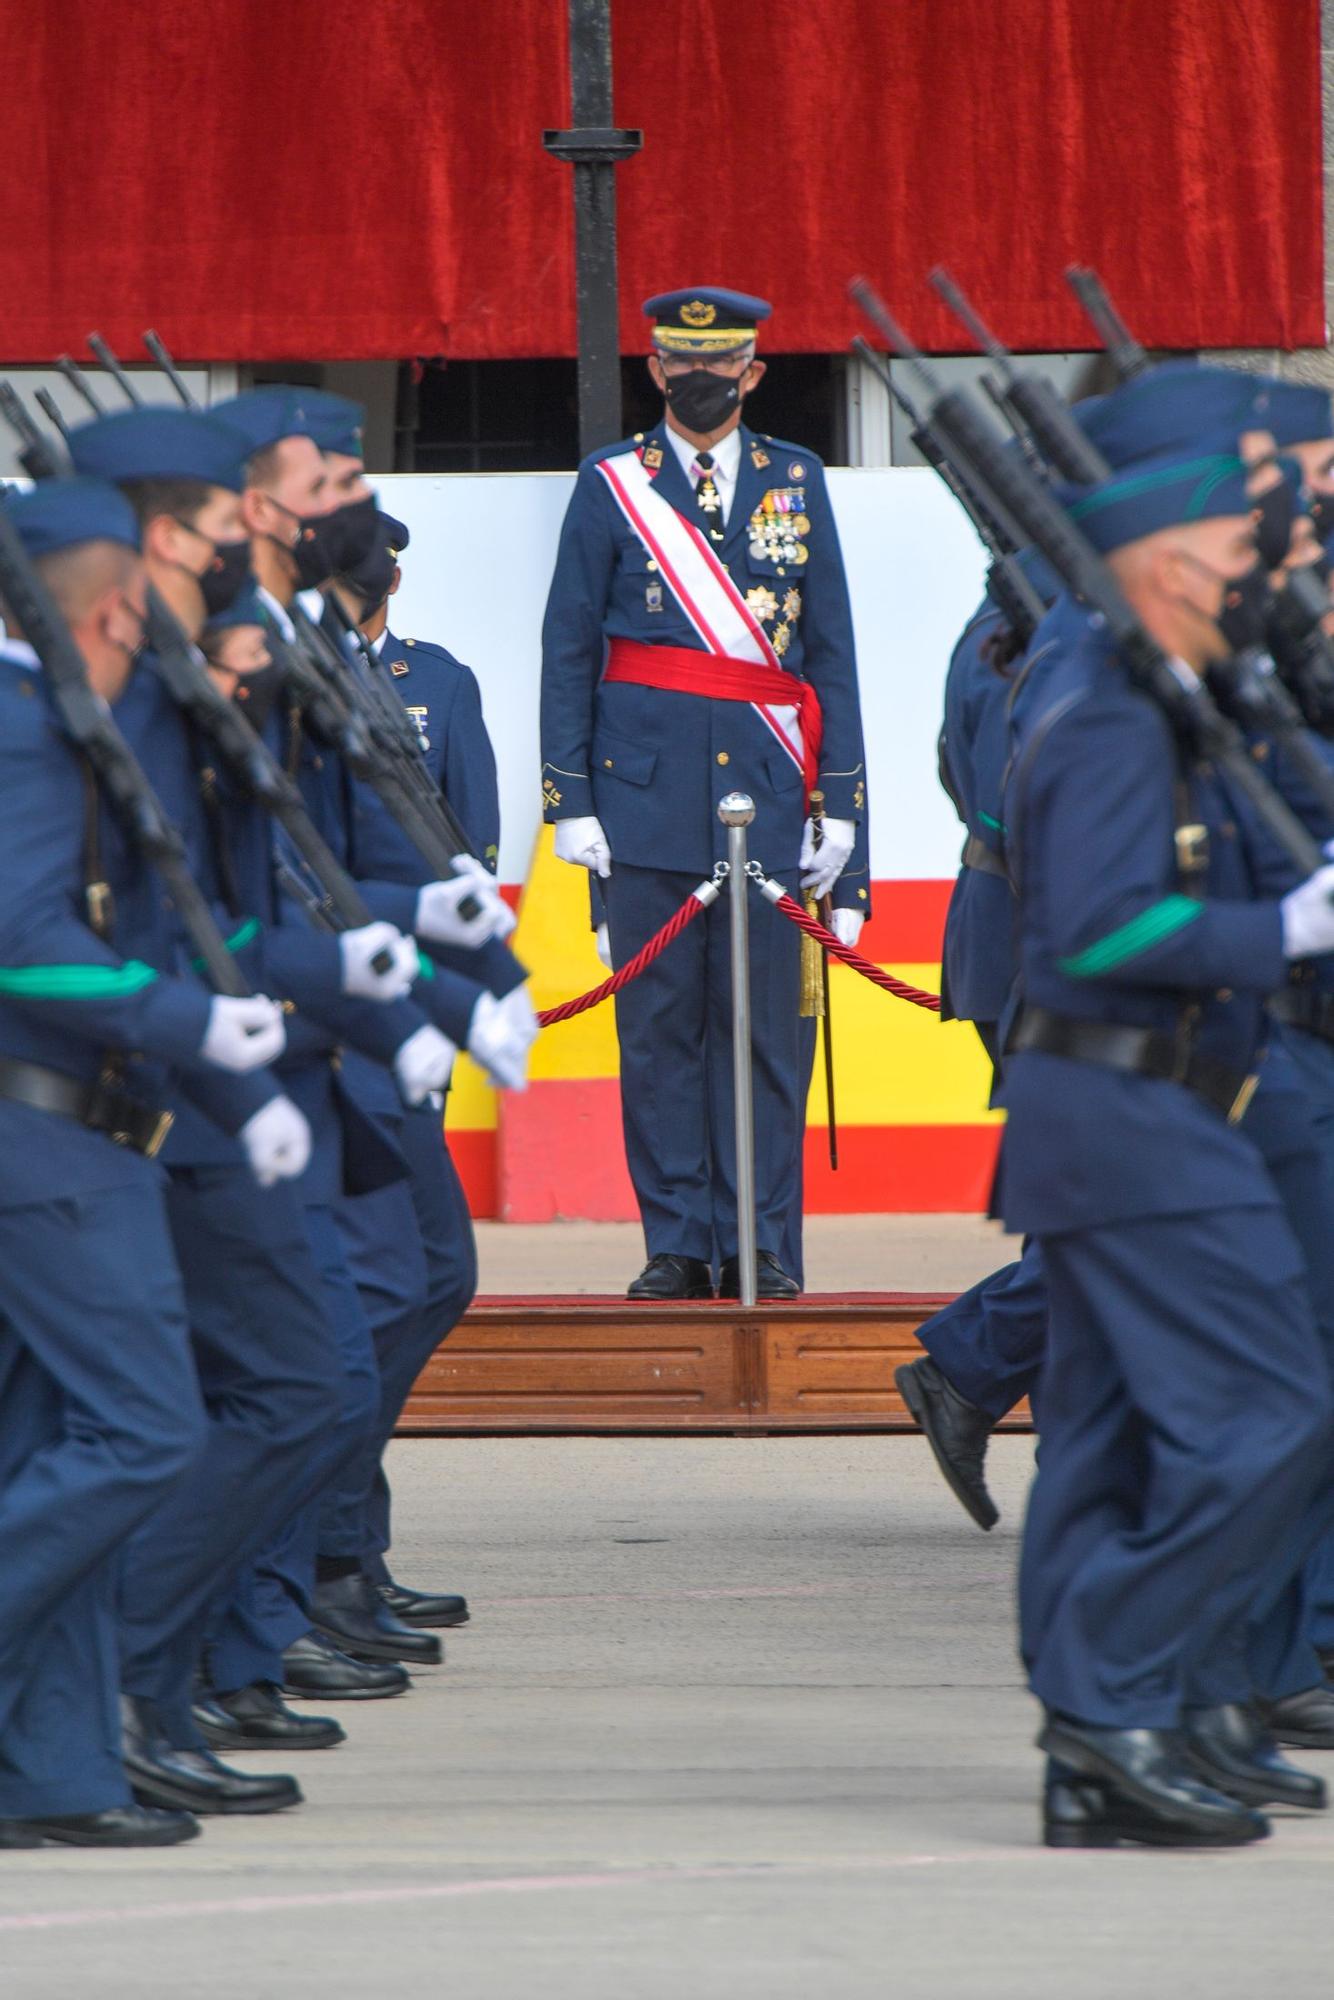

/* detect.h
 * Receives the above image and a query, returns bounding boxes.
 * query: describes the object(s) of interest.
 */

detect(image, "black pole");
[543,0,642,456]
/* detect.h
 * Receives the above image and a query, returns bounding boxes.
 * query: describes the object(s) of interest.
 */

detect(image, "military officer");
[541,287,868,1298]
[0,478,287,1846]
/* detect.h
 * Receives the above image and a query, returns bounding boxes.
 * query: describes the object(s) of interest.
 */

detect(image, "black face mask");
[1218,559,1274,653]
[662,368,744,435]
[228,658,286,731]
[199,538,254,619]
[1253,473,1298,571]
[319,494,380,574]
[288,513,342,590]
[341,540,397,620]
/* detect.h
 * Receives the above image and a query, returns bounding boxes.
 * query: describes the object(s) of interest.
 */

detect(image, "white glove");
[800,817,857,900]
[828,907,865,950]
[595,922,614,969]
[338,922,419,1001]
[1281,863,1334,957]
[467,988,535,1092]
[415,858,514,948]
[201,994,286,1072]
[393,1023,457,1105]
[554,815,611,878]
[239,1095,312,1186]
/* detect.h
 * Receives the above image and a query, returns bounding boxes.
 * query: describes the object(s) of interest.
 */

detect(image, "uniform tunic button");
[1217,988,1233,1001]
[646,560,658,572]
[717,751,730,766]
[604,759,613,768]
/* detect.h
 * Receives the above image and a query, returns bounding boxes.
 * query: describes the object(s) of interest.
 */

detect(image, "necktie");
[693,451,725,542]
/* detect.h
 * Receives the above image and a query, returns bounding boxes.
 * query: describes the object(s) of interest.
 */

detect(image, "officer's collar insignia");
[389,659,409,676]
[643,442,664,471]
[751,444,770,468]
[681,299,717,327]
[789,461,806,480]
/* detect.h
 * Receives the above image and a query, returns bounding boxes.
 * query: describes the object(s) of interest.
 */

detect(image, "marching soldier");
[541,288,868,1299]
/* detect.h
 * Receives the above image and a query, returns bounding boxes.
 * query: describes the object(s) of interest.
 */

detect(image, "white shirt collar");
[0,637,40,672]
[664,422,743,490]
[257,585,296,644]
[296,588,325,623]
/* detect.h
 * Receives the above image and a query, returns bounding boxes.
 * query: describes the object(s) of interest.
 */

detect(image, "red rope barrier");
[536,884,718,1026]
[769,892,941,1013]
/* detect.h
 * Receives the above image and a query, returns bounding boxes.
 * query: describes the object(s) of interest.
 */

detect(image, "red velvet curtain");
[0,0,1320,361]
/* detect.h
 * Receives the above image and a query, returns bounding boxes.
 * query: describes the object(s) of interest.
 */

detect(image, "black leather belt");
[0,1056,173,1157]
[1008,1005,1259,1124]
[962,834,1008,880]
[1269,983,1334,1045]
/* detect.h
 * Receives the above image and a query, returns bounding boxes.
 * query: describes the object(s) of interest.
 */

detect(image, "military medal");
[645,582,663,612]
[745,585,779,622]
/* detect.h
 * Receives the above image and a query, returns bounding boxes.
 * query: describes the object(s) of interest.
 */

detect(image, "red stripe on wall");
[803,1123,999,1215]
[448,1126,499,1218]
[858,881,952,964]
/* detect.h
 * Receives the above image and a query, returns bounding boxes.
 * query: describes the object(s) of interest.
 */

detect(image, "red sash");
[603,639,824,801]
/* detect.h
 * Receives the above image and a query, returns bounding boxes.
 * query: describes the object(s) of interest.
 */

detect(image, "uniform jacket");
[938,596,1018,1027]
[364,629,501,875]
[996,596,1288,1234]
[540,418,870,909]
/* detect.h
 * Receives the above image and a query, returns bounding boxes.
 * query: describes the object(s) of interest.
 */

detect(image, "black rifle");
[87,333,143,407]
[0,508,248,994]
[851,336,1045,643]
[143,586,395,959]
[34,389,73,451]
[56,355,105,416]
[928,267,1110,484]
[0,383,65,480]
[1064,267,1153,383]
[848,276,1323,874]
[142,331,199,410]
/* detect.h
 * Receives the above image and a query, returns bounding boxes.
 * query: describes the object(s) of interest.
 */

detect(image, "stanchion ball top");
[718,792,756,826]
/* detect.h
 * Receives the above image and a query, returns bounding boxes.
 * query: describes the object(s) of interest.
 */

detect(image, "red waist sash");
[603,639,823,800]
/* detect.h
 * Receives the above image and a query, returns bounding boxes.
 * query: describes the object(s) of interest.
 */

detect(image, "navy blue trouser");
[1020,1204,1330,1727]
[605,862,802,1267]
[206,1200,380,1695]
[118,1166,343,1743]
[327,1102,476,1576]
[0,1183,205,1818]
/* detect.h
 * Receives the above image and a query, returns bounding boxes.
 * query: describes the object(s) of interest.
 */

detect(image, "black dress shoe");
[377,1580,470,1629]
[281,1630,411,1700]
[122,1696,301,1817]
[194,1682,345,1752]
[895,1355,999,1531]
[0,1805,200,1848]
[627,1254,713,1300]
[1184,1703,1326,1810]
[1256,1684,1334,1749]
[1039,1717,1269,1845]
[1043,1769,1230,1849]
[312,1573,443,1666]
[717,1251,800,1300]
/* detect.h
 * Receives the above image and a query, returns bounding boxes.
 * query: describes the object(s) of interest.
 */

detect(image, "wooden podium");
[400,1294,1032,1435]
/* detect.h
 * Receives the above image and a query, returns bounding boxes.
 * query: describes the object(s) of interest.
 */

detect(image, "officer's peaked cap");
[1064,449,1254,554]
[4,475,141,556]
[644,287,772,355]
[67,406,249,493]
[376,509,410,555]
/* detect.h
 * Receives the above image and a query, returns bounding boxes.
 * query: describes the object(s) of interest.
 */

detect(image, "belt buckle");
[144,1108,175,1159]
[1227,1074,1260,1126]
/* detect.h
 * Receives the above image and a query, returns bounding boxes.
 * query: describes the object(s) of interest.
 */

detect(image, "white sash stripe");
[597,449,805,775]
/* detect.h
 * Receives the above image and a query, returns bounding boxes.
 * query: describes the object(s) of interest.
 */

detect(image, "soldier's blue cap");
[643,287,772,355]
[208,387,322,458]
[296,390,365,459]
[203,583,266,635]
[3,476,141,556]
[1259,379,1334,448]
[1065,449,1255,554]
[1076,361,1265,469]
[66,406,249,493]
[378,509,409,555]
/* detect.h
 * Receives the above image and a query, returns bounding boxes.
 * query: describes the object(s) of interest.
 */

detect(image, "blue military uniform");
[996,462,1334,1779]
[541,289,867,1287]
[0,481,253,1839]
[369,629,501,874]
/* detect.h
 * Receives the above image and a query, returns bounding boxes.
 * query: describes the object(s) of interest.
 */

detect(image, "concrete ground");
[1,1435,1328,1999]
[475,1212,1006,1293]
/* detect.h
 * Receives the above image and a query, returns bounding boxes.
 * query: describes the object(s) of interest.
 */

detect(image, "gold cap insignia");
[681,299,717,327]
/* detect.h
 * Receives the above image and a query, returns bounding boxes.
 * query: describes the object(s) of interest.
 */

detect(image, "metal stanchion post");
[718,793,758,1309]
